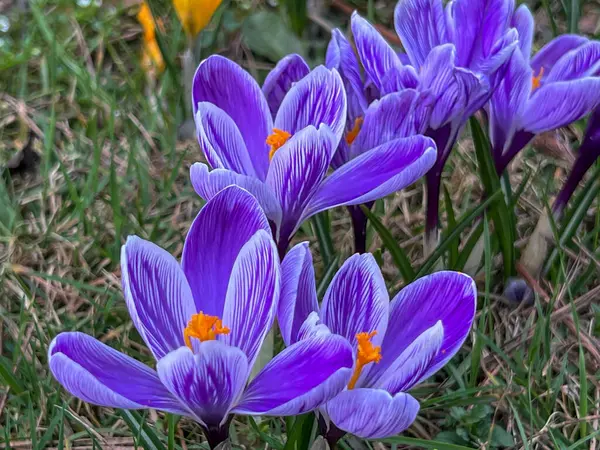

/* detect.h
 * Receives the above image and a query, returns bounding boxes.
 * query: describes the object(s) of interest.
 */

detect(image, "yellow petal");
[137,2,156,41]
[173,0,223,38]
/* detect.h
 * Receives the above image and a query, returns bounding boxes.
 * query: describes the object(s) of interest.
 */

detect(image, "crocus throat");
[532,67,545,91]
[347,331,382,390]
[267,128,292,160]
[183,312,230,349]
[345,117,364,145]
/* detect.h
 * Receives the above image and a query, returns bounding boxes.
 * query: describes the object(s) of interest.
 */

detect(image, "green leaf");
[119,410,166,450]
[470,117,516,278]
[283,0,308,36]
[283,413,315,450]
[242,11,305,62]
[381,436,476,449]
[443,184,459,267]
[417,189,503,278]
[311,211,335,268]
[491,425,515,447]
[0,355,25,395]
[360,205,416,282]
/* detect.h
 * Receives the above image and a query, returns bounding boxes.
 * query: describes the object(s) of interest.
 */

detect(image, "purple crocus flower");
[278,243,476,440]
[48,186,354,449]
[190,55,437,256]
[489,7,600,175]
[349,1,517,251]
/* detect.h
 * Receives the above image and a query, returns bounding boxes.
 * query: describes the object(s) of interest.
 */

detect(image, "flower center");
[183,312,230,349]
[345,116,364,145]
[347,331,382,390]
[532,67,545,91]
[267,128,292,160]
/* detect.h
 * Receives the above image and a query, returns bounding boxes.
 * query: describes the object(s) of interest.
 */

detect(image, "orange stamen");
[267,128,292,160]
[345,116,364,145]
[532,67,545,91]
[183,312,230,350]
[347,331,382,390]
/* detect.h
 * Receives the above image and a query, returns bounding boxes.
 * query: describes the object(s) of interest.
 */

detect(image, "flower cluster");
[50,0,599,447]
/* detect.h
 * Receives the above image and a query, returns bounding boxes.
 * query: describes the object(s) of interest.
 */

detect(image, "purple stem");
[347,202,374,254]
[494,131,535,175]
[553,149,599,218]
[203,419,231,449]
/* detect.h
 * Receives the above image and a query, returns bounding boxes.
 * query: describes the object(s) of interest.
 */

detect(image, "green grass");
[1,0,599,449]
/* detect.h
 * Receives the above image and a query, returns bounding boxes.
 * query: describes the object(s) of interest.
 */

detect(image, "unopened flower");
[173,0,222,38]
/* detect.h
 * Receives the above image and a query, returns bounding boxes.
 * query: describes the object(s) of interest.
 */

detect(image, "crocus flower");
[48,186,354,449]
[278,243,476,440]
[350,0,518,252]
[173,0,222,39]
[138,2,165,74]
[190,55,437,256]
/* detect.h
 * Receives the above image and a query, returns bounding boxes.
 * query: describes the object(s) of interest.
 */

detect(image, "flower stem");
[424,169,442,256]
[347,204,370,254]
[553,151,598,218]
[203,421,230,449]
[318,416,346,450]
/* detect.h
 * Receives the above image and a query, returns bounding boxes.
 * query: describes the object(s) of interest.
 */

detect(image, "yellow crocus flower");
[173,0,222,38]
[137,2,165,73]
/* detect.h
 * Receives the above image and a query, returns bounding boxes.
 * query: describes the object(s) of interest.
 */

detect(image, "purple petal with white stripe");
[222,230,280,368]
[351,12,402,92]
[394,0,450,68]
[369,321,444,393]
[195,102,257,177]
[233,334,353,415]
[157,342,249,427]
[262,54,310,118]
[266,125,336,239]
[278,242,319,346]
[352,90,430,155]
[512,4,534,59]
[302,135,437,220]
[182,186,270,316]
[531,34,588,76]
[190,163,282,228]
[521,78,600,133]
[121,237,196,360]
[380,65,420,94]
[489,49,531,155]
[274,66,347,144]
[365,271,476,385]
[49,332,185,414]
[325,389,420,439]
[192,55,272,180]
[320,254,389,350]
[452,0,514,70]
[545,41,600,82]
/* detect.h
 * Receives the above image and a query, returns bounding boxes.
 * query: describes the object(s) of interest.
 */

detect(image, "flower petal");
[121,236,196,360]
[266,125,336,240]
[371,321,444,393]
[233,334,353,415]
[157,342,249,427]
[195,103,257,177]
[221,230,280,367]
[489,49,531,155]
[545,41,600,82]
[302,135,437,220]
[278,242,319,346]
[49,332,185,414]
[320,254,389,349]
[351,12,402,92]
[452,0,514,69]
[190,163,282,228]
[262,54,310,118]
[531,34,588,76]
[512,4,534,59]
[325,389,419,439]
[297,311,332,341]
[521,78,600,134]
[394,0,450,68]
[380,65,420,94]
[365,271,476,385]
[182,186,271,316]
[274,66,347,144]
[327,29,368,118]
[192,55,272,180]
[352,90,431,155]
